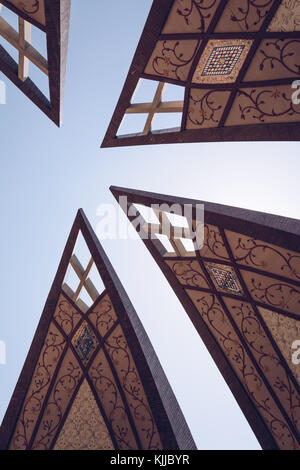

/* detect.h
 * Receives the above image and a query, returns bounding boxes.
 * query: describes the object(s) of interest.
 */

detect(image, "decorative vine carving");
[237,87,300,122]
[89,296,117,337]
[151,40,200,81]
[19,1,40,15]
[168,260,209,288]
[10,326,66,450]
[105,331,161,450]
[90,357,136,450]
[230,0,274,30]
[229,301,300,432]
[193,292,298,449]
[188,90,225,126]
[32,358,82,450]
[54,296,82,336]
[201,224,229,259]
[258,39,300,74]
[175,0,218,32]
[249,277,300,312]
[233,235,300,281]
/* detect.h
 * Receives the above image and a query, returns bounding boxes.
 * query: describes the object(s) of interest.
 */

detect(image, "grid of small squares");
[202,45,245,76]
[209,266,242,293]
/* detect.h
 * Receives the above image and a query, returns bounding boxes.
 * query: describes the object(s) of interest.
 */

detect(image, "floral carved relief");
[245,39,300,81]
[215,0,275,32]
[258,39,300,75]
[187,90,231,129]
[105,325,162,450]
[89,349,138,450]
[187,289,299,449]
[226,85,300,126]
[9,323,66,450]
[226,230,300,282]
[53,294,82,337]
[241,270,300,315]
[7,0,46,25]
[144,40,201,82]
[197,223,230,260]
[224,298,300,433]
[162,0,221,33]
[88,294,118,337]
[166,259,209,288]
[230,0,274,30]
[32,349,82,450]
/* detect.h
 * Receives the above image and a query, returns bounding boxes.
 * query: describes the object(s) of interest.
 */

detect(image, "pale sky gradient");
[0,1,299,450]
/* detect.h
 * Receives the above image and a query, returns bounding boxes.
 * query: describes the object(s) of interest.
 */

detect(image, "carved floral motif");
[227,85,300,125]
[8,0,46,25]
[242,271,300,315]
[199,223,230,260]
[32,351,82,450]
[224,299,300,433]
[227,231,300,282]
[9,324,66,450]
[89,349,138,450]
[89,295,118,337]
[145,40,201,82]
[187,290,299,449]
[228,0,274,31]
[187,90,231,128]
[163,0,220,33]
[258,39,300,75]
[240,87,300,122]
[105,326,162,450]
[19,0,40,14]
[53,294,82,336]
[166,259,209,288]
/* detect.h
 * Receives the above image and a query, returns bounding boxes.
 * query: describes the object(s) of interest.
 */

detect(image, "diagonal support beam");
[142,81,166,135]
[69,255,99,303]
[18,17,31,81]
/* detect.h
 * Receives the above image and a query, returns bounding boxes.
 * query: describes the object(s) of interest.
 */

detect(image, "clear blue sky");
[0,0,300,450]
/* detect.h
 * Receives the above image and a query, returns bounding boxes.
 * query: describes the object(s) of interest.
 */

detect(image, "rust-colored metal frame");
[0,0,70,126]
[0,209,196,450]
[110,185,300,450]
[102,0,300,148]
